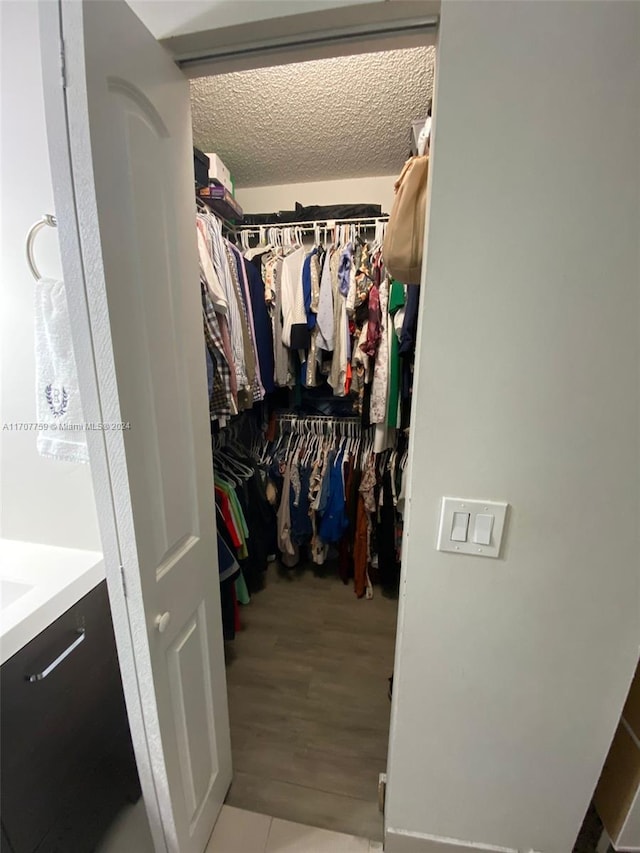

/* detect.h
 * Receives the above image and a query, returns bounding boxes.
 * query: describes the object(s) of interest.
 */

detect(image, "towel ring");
[26,214,57,282]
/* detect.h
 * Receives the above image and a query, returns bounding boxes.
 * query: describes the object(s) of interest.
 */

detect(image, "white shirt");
[280,247,306,348]
[197,227,228,314]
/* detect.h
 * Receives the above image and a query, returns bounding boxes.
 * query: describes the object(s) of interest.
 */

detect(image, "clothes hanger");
[312,431,323,465]
[284,428,296,461]
[264,430,283,464]
[417,116,432,156]
[214,457,240,487]
[343,422,350,455]
[302,429,314,467]
[292,432,304,463]
[224,438,255,471]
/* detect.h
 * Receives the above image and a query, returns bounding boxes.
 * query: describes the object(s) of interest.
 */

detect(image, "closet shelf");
[196,192,244,226]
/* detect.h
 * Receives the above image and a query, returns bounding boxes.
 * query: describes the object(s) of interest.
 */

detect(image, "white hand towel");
[35,278,89,463]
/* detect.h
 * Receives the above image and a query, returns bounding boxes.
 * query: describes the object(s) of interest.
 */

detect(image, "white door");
[38,2,232,852]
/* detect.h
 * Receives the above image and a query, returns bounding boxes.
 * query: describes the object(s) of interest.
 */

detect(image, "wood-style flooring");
[224,561,398,843]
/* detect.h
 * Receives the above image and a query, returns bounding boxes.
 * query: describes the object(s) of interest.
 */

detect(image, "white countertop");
[0,539,105,665]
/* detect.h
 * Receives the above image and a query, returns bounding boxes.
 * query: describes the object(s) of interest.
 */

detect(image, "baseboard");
[384,827,521,853]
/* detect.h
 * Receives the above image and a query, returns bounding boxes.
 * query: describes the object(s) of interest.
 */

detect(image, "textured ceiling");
[190,46,435,187]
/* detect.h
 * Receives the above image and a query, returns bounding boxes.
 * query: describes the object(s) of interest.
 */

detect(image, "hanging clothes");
[201,280,233,421]
[198,206,422,450]
[251,418,402,599]
[316,246,335,350]
[281,246,307,348]
[197,207,279,423]
[370,273,390,424]
[328,248,348,395]
[386,279,406,429]
[243,258,275,395]
[269,254,295,388]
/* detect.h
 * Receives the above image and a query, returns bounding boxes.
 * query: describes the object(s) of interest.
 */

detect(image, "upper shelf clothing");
[197,210,420,445]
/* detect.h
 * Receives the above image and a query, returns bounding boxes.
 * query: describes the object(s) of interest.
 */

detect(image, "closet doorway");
[191,44,434,843]
[39,2,438,850]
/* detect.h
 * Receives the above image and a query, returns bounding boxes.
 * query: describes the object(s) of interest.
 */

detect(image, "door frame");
[43,2,440,849]
[162,0,439,77]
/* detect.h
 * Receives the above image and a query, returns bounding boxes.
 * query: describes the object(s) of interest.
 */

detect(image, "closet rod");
[276,414,362,422]
[237,216,389,234]
[275,414,366,436]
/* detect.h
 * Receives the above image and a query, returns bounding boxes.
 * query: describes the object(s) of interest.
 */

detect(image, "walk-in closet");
[190,43,434,842]
[18,1,640,851]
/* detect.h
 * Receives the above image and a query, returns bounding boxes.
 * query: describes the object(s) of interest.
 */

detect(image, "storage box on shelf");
[197,184,243,222]
[205,152,233,194]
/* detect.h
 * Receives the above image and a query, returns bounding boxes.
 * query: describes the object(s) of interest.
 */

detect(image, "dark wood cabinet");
[1,581,141,853]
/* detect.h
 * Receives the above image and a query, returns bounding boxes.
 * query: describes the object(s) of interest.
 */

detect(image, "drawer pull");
[26,629,86,682]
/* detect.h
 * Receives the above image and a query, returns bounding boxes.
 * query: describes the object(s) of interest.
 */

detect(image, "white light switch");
[451,512,470,542]
[437,498,508,558]
[472,513,494,546]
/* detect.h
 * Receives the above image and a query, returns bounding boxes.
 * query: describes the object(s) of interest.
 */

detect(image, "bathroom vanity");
[0,541,140,852]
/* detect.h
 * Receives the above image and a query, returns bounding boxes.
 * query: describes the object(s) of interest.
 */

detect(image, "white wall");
[0,1,101,550]
[386,3,640,853]
[235,175,397,216]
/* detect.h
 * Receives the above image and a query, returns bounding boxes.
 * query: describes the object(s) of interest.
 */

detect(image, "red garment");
[266,410,277,442]
[344,362,352,395]
[361,280,381,357]
[215,487,242,548]
[353,493,369,598]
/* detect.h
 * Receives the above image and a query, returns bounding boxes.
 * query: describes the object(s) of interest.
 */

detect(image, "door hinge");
[120,565,127,598]
[378,772,386,813]
[60,41,67,89]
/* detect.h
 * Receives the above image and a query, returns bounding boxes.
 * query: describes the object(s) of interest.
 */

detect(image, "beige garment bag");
[384,154,429,285]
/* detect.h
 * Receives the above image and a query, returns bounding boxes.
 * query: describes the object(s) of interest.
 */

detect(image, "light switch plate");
[437,497,508,558]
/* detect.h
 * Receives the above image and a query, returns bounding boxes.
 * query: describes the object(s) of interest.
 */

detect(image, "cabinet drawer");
[1,581,139,853]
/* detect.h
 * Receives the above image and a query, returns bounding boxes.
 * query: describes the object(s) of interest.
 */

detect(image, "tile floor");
[208,805,382,852]
[95,770,605,852]
[96,801,381,852]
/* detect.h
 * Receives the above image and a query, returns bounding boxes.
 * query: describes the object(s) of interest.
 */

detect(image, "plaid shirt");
[201,279,232,419]
[202,215,249,393]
